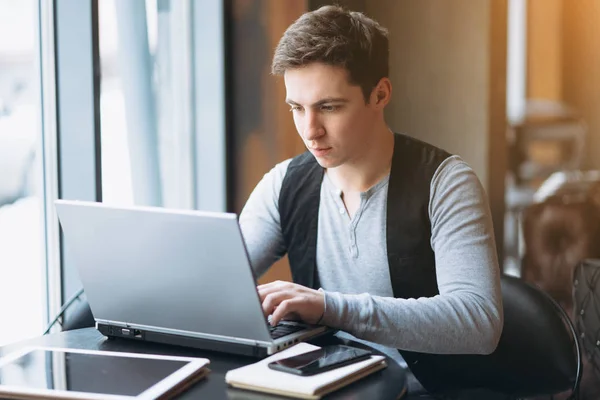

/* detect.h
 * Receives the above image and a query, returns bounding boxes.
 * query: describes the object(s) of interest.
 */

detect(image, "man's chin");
[313,156,341,169]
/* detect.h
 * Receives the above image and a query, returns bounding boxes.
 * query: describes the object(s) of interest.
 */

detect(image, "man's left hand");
[257,281,325,326]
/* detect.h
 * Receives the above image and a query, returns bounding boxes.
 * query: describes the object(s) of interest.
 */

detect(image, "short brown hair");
[272,5,389,101]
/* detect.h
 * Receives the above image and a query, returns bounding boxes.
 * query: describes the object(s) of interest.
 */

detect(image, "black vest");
[279,133,472,392]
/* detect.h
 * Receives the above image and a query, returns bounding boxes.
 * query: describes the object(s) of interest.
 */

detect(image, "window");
[99,0,196,209]
[0,0,46,345]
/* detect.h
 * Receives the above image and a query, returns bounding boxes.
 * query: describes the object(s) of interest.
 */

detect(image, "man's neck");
[326,126,394,193]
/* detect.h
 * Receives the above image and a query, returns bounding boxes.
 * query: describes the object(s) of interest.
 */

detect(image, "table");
[0,328,408,399]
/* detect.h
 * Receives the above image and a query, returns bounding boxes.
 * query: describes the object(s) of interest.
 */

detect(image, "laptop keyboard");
[269,323,305,339]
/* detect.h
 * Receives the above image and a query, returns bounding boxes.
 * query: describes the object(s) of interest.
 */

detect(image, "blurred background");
[1,0,599,355]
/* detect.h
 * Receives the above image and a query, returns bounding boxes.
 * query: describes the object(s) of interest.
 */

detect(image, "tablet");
[0,346,210,399]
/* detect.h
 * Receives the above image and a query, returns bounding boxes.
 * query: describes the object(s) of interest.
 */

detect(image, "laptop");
[54,200,329,358]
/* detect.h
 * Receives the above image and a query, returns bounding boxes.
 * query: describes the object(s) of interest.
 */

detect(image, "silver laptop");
[54,200,329,357]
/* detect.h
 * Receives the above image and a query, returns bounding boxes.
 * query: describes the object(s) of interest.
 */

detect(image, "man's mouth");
[310,147,332,156]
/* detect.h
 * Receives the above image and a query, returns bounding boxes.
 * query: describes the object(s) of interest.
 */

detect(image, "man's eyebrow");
[285,97,349,107]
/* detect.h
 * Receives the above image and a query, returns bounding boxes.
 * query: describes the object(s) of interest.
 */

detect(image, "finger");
[257,280,287,289]
[257,285,286,302]
[257,280,290,293]
[262,291,293,317]
[257,286,280,302]
[257,281,293,300]
[270,298,305,326]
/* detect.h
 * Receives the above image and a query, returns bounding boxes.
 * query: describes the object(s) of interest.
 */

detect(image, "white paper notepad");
[225,343,387,399]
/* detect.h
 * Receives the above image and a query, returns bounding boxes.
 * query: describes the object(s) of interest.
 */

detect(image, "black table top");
[0,328,407,399]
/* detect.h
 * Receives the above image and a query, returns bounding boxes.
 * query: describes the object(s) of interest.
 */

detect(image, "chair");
[421,275,581,399]
[491,274,581,398]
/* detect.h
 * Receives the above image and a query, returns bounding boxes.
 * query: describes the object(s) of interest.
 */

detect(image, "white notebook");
[225,343,387,399]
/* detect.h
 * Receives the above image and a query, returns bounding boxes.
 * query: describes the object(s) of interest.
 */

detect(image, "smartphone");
[267,345,372,376]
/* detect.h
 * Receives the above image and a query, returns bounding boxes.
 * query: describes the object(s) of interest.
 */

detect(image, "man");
[239,5,502,393]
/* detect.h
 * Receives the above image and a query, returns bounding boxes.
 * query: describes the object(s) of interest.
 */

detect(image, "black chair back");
[426,275,580,398]
[486,274,580,396]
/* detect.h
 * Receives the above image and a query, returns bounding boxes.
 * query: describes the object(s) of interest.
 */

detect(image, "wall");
[366,1,490,186]
[562,0,600,169]
[527,0,600,169]
[309,0,365,11]
[365,0,507,259]
[527,0,562,101]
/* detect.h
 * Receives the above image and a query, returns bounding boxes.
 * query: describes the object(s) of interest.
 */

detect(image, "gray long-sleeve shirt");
[239,154,503,359]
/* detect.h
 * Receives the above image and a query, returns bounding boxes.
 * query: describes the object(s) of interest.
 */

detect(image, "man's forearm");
[321,290,502,354]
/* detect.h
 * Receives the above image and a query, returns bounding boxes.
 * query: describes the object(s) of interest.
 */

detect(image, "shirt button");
[339,208,345,214]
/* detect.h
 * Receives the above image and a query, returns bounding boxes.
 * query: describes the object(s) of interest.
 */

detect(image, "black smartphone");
[267,345,372,376]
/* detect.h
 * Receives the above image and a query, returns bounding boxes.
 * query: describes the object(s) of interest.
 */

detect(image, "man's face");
[284,63,379,169]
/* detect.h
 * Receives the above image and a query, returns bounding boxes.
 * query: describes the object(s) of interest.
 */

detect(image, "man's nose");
[302,111,325,141]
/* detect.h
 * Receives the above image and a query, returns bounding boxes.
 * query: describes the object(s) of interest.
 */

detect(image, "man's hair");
[271,5,389,102]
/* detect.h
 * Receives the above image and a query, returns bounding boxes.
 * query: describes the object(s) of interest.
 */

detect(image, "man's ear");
[372,78,392,107]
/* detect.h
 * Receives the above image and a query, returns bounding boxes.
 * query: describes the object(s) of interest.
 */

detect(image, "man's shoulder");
[267,158,294,186]
[433,155,479,184]
[429,155,485,211]
[259,154,316,196]
[283,152,323,185]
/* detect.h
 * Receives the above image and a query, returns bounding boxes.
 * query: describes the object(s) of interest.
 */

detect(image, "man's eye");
[321,105,338,112]
[289,105,303,112]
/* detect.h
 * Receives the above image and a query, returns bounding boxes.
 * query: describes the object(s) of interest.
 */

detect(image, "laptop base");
[97,323,269,358]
